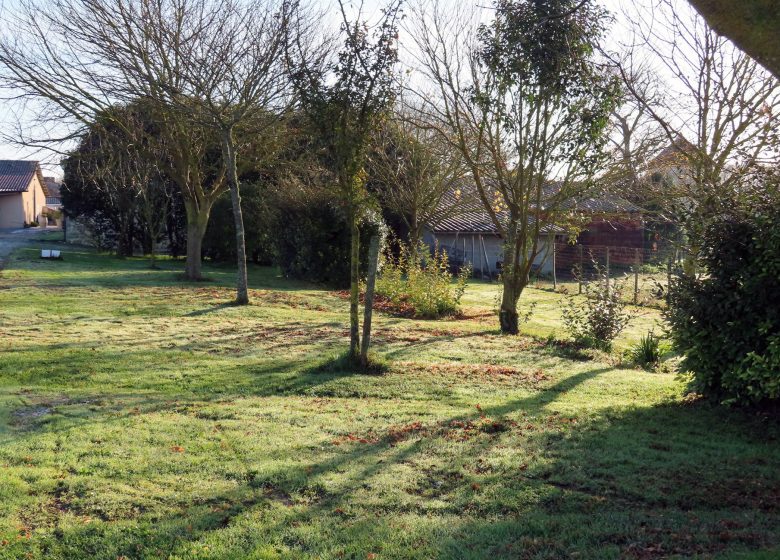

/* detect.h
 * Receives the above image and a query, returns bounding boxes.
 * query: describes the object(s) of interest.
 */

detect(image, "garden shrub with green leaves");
[562,267,632,350]
[666,196,780,405]
[375,242,470,319]
[626,331,669,370]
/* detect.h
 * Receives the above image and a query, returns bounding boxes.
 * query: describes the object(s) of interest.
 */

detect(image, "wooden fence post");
[578,244,583,294]
[552,241,557,290]
[633,248,640,304]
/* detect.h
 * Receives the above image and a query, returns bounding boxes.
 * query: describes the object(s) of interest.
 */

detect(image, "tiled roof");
[43,177,61,198]
[646,138,697,170]
[542,183,642,213]
[0,160,48,195]
[430,188,563,235]
[429,181,640,235]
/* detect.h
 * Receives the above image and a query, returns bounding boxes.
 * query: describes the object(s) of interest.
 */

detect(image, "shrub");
[311,350,388,375]
[266,181,377,288]
[202,182,274,265]
[626,332,669,370]
[665,194,780,405]
[375,242,470,319]
[561,267,632,350]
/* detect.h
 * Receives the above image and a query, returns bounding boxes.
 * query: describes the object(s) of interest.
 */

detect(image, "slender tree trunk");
[360,233,381,366]
[184,202,211,281]
[409,212,420,264]
[499,278,520,334]
[117,213,133,258]
[222,129,249,305]
[349,212,361,359]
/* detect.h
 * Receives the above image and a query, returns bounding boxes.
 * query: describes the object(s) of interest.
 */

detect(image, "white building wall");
[423,229,556,277]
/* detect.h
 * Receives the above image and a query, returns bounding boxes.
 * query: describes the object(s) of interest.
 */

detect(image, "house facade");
[0,161,50,229]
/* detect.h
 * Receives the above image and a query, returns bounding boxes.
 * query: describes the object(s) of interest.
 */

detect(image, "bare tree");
[62,103,172,264]
[0,0,227,280]
[604,63,667,198]
[409,0,617,334]
[617,0,780,269]
[170,0,293,304]
[287,0,402,366]
[367,111,466,260]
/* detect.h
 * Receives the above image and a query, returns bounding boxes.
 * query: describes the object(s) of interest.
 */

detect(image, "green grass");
[0,243,778,559]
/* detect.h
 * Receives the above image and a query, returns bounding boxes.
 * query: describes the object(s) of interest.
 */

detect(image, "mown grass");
[0,242,778,560]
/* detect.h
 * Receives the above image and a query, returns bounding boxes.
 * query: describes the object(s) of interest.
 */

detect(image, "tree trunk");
[349,213,361,359]
[117,213,133,258]
[360,233,381,366]
[498,236,527,335]
[499,276,520,334]
[222,129,249,305]
[184,205,210,281]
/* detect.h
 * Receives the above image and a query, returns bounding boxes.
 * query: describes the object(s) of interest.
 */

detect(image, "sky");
[0,0,736,177]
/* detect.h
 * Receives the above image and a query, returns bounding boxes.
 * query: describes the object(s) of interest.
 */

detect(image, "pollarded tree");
[411,0,618,334]
[287,0,402,364]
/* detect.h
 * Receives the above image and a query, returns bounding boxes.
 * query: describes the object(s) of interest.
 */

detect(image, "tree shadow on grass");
[184,302,244,317]
[3,351,780,559]
[5,247,320,293]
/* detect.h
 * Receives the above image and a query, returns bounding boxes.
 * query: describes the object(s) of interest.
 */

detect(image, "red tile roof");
[0,160,49,195]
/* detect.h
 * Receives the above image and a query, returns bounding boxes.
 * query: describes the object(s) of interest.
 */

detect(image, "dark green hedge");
[666,200,780,405]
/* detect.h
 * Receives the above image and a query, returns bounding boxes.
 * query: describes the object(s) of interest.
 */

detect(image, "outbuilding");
[0,160,50,229]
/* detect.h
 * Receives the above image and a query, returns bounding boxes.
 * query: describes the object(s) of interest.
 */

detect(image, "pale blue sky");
[0,0,721,175]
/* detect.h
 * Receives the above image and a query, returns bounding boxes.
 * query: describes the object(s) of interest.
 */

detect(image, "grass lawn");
[0,243,778,559]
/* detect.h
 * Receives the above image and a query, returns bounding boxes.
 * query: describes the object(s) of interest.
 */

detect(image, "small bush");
[561,268,632,350]
[375,242,470,319]
[665,191,780,405]
[312,350,388,375]
[626,332,669,370]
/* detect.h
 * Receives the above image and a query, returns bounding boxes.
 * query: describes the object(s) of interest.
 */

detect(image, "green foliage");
[312,349,389,375]
[202,183,273,265]
[666,193,780,405]
[60,102,182,257]
[376,242,471,319]
[267,183,377,288]
[290,2,403,195]
[626,332,670,371]
[477,0,620,172]
[562,269,632,350]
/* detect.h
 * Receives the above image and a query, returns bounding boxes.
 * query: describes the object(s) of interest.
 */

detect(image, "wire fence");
[531,243,685,308]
